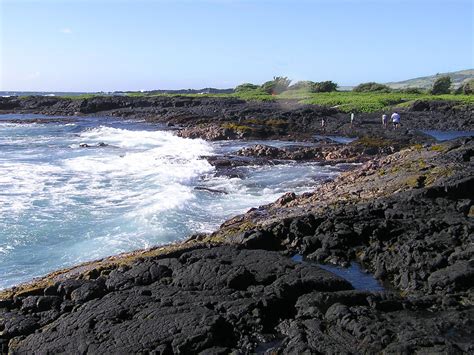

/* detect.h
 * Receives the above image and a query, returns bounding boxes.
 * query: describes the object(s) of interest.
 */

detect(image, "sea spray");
[0,116,346,289]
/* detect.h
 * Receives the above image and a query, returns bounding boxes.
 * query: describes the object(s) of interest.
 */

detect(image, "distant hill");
[386,69,474,90]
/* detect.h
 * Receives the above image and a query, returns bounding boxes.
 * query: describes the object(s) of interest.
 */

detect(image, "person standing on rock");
[350,112,354,127]
[382,114,388,128]
[391,112,401,129]
[321,117,326,133]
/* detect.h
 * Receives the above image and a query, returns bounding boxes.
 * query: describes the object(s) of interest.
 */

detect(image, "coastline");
[0,98,473,353]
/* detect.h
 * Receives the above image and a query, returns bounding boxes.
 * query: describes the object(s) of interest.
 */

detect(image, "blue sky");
[1,0,472,91]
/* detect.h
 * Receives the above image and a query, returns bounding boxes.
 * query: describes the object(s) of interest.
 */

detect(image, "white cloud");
[60,28,72,34]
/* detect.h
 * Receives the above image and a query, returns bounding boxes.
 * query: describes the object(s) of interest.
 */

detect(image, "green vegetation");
[261,76,291,95]
[265,119,288,128]
[51,74,473,113]
[396,87,424,94]
[122,89,474,112]
[289,80,338,93]
[353,82,392,93]
[456,79,474,95]
[280,91,473,112]
[221,122,253,134]
[288,81,314,90]
[429,144,445,152]
[233,88,275,101]
[234,83,259,92]
[311,81,338,93]
[69,90,473,113]
[412,143,423,151]
[430,76,452,95]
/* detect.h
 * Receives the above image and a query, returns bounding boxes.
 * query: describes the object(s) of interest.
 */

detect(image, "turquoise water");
[0,115,349,289]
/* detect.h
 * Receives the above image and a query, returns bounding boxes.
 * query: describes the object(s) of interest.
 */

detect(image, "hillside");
[386,69,473,89]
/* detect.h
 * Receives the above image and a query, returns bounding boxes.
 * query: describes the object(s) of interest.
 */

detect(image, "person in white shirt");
[391,112,401,129]
[350,112,354,127]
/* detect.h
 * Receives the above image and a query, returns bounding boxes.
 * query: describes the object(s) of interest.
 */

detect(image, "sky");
[0,0,473,92]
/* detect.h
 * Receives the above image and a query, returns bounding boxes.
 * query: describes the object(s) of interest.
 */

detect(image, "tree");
[430,76,452,95]
[261,76,292,95]
[235,83,259,92]
[353,82,391,93]
[460,79,474,95]
[310,81,338,93]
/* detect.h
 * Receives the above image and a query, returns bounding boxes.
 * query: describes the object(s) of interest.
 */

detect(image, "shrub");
[398,87,424,94]
[430,76,452,95]
[235,83,259,93]
[261,76,292,95]
[310,81,338,93]
[353,82,391,93]
[458,79,474,95]
[288,81,315,90]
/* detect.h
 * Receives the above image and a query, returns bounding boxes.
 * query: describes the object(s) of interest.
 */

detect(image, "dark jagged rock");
[0,100,473,353]
[1,247,355,354]
[212,139,474,298]
[5,240,469,355]
[235,143,376,164]
[1,95,472,141]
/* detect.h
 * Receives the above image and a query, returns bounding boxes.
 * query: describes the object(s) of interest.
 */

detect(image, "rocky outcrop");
[0,107,473,353]
[212,138,474,297]
[235,143,377,163]
[177,124,239,141]
[1,139,473,353]
[1,96,472,141]
[2,245,473,354]
[1,247,352,353]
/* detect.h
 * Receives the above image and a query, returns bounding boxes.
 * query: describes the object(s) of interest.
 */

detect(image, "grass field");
[278,90,474,112]
[54,90,473,113]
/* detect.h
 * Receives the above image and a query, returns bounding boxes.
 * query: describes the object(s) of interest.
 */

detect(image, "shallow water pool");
[292,254,385,292]
[421,130,474,141]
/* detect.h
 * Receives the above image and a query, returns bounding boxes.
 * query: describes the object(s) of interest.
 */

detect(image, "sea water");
[421,130,474,141]
[0,115,348,289]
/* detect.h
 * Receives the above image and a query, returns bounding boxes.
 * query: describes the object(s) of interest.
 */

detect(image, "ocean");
[0,115,348,289]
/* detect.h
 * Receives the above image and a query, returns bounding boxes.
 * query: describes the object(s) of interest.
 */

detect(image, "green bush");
[397,87,424,94]
[353,82,392,93]
[430,76,452,95]
[459,79,474,95]
[310,81,338,93]
[288,81,315,90]
[235,83,259,92]
[261,76,292,95]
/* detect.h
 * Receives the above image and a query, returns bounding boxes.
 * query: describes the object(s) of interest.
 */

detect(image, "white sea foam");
[0,119,348,289]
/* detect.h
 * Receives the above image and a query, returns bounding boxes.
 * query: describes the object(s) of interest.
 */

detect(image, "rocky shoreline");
[1,95,473,142]
[0,97,473,354]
